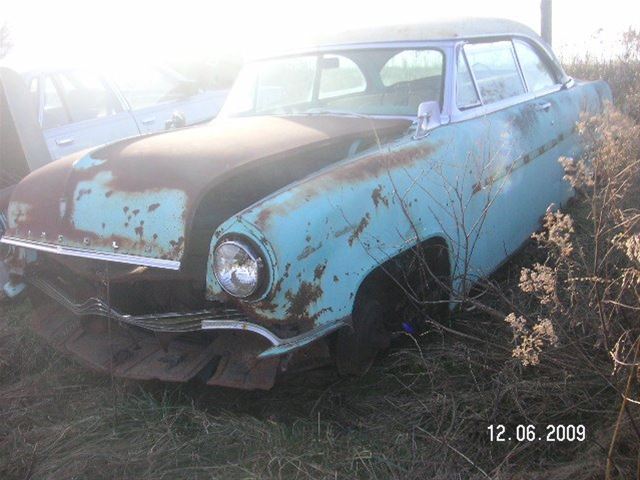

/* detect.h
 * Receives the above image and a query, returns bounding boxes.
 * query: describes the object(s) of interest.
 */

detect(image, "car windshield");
[219,48,444,118]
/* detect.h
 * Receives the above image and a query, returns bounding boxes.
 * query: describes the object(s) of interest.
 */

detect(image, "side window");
[456,51,480,109]
[379,49,444,111]
[514,40,557,92]
[318,55,366,100]
[113,67,191,110]
[55,71,120,123]
[380,50,443,88]
[42,77,69,130]
[464,41,525,104]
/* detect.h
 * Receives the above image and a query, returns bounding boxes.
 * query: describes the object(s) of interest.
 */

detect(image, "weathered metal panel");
[206,80,611,350]
[2,116,411,265]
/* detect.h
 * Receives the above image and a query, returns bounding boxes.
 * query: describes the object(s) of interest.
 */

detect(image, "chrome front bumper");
[27,274,344,358]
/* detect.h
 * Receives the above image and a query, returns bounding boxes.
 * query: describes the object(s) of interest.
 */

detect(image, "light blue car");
[0,18,610,389]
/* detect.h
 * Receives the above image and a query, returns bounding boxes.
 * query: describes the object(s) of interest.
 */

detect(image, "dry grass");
[0,294,620,480]
[2,32,640,480]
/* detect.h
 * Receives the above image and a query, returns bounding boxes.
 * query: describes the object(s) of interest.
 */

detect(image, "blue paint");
[207,79,611,355]
[72,153,107,171]
[70,171,188,259]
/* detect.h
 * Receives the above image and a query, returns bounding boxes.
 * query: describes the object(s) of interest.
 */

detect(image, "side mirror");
[414,101,441,139]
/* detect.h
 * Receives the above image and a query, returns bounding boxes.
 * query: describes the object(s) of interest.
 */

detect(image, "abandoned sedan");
[0,19,610,389]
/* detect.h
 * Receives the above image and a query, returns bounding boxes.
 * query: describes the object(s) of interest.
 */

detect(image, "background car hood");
[2,115,412,268]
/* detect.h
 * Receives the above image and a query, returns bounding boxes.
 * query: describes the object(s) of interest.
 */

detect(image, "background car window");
[318,55,366,100]
[113,66,191,110]
[255,56,316,111]
[465,41,525,104]
[42,77,69,129]
[28,77,40,115]
[55,71,119,123]
[456,51,480,108]
[514,40,557,92]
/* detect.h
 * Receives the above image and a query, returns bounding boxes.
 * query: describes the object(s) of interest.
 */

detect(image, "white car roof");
[307,17,543,47]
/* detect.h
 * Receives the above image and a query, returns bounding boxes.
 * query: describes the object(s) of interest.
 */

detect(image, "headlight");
[213,239,263,298]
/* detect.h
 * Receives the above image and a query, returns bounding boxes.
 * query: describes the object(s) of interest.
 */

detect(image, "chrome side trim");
[1,236,180,270]
[201,319,282,346]
[256,321,346,358]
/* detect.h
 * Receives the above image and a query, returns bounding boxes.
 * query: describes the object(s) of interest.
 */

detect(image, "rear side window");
[464,41,525,104]
[514,40,557,92]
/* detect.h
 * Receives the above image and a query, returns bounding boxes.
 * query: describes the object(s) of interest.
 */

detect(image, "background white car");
[23,65,228,160]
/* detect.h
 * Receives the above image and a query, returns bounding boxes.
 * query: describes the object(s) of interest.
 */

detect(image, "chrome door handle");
[141,117,155,125]
[533,102,552,112]
[55,137,74,146]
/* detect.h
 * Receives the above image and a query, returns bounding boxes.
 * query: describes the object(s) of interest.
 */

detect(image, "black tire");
[394,244,450,334]
[335,295,390,376]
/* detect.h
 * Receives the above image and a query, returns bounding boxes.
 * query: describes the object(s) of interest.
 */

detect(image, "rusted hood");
[2,115,412,268]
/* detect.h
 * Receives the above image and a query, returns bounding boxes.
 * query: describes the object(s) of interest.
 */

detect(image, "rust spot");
[334,226,352,238]
[76,188,92,201]
[348,213,370,246]
[284,281,323,321]
[134,221,144,238]
[147,203,161,213]
[123,206,129,214]
[371,185,389,208]
[313,263,326,281]
[255,209,272,230]
[297,242,322,261]
[132,209,140,216]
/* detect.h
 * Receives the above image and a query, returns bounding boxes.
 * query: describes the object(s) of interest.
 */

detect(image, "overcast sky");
[2,0,639,66]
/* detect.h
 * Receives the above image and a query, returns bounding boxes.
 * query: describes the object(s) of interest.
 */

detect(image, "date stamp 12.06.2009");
[487,424,586,442]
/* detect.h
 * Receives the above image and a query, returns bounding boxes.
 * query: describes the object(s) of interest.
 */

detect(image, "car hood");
[2,115,412,269]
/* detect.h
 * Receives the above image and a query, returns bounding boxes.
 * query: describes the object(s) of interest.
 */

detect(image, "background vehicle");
[0,64,228,176]
[24,65,228,160]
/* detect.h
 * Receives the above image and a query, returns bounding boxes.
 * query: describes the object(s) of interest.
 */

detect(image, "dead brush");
[498,105,640,478]
[564,27,640,122]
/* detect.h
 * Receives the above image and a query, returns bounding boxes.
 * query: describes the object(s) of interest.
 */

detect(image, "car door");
[41,70,140,160]
[112,66,216,134]
[455,39,568,278]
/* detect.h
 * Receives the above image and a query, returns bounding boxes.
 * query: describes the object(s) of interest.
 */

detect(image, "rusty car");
[0,18,611,389]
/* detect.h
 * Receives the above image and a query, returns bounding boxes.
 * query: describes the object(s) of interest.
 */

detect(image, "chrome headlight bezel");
[213,237,267,299]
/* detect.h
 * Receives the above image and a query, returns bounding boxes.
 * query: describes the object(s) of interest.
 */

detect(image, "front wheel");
[335,295,390,376]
